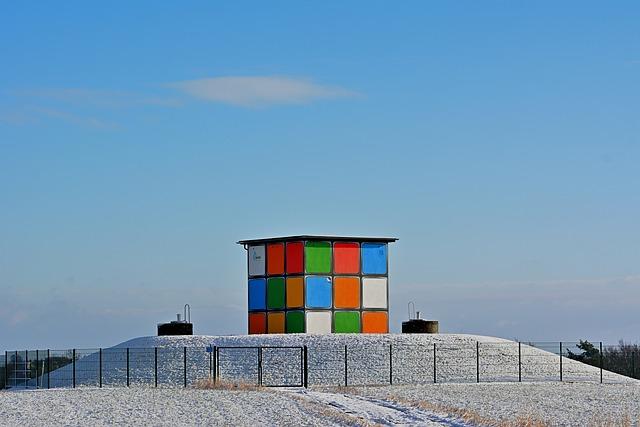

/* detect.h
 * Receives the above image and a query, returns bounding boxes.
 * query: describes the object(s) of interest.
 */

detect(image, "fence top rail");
[217,345,304,350]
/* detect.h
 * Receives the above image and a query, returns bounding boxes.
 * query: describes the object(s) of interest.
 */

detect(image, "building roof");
[237,235,398,245]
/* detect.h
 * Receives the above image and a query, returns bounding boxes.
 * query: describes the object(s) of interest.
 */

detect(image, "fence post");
[299,347,304,387]
[344,345,348,387]
[99,348,102,388]
[47,349,50,389]
[215,347,220,383]
[4,351,7,389]
[433,343,437,384]
[476,342,480,383]
[209,348,212,380]
[36,350,39,389]
[633,351,636,379]
[154,347,158,388]
[14,351,17,389]
[25,350,28,388]
[183,347,187,388]
[518,342,522,382]
[600,342,603,384]
[258,347,263,387]
[126,348,130,387]
[303,346,308,388]
[213,346,217,384]
[559,342,563,382]
[72,349,76,388]
[389,343,393,385]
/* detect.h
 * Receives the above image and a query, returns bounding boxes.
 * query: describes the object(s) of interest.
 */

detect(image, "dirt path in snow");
[288,389,473,426]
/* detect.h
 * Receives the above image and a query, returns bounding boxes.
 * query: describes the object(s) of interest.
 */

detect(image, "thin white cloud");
[34,107,119,129]
[0,106,117,129]
[15,88,182,108]
[167,76,357,107]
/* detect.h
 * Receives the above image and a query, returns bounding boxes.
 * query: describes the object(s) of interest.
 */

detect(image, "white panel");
[248,245,265,276]
[306,311,332,334]
[362,277,387,309]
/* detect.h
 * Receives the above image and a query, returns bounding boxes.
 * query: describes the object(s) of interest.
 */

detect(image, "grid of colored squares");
[248,311,389,334]
[248,241,388,277]
[248,276,388,311]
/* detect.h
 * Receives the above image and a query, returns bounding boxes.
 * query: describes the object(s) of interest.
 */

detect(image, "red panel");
[267,243,285,275]
[286,242,304,274]
[248,312,266,334]
[333,242,360,274]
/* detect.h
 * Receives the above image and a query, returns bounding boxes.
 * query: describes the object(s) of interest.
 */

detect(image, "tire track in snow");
[288,389,473,426]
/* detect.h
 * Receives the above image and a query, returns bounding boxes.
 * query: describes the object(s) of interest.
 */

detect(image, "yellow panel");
[267,312,285,334]
[286,277,304,308]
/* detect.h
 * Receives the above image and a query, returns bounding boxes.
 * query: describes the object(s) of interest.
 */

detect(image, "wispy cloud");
[1,76,357,129]
[15,88,182,108]
[35,107,118,129]
[0,106,117,129]
[167,76,357,107]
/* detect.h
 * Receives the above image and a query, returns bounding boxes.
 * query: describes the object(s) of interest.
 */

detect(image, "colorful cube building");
[237,235,397,334]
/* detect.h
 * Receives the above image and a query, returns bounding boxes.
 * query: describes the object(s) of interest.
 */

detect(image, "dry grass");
[588,412,633,427]
[322,386,550,427]
[192,379,264,391]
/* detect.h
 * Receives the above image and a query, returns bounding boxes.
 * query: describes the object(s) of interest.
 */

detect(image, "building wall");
[246,239,389,334]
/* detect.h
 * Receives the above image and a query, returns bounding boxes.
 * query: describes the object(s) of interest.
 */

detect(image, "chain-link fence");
[1,341,638,390]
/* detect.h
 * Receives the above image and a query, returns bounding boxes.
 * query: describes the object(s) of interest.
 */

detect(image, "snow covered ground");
[1,382,639,426]
[0,387,469,426]
[4,333,638,425]
[26,333,634,388]
[339,382,640,426]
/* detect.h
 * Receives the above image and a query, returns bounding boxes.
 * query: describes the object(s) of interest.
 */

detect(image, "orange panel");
[334,242,360,274]
[334,277,360,309]
[362,311,388,333]
[267,243,285,276]
[286,277,304,308]
[267,312,285,334]
[248,312,266,334]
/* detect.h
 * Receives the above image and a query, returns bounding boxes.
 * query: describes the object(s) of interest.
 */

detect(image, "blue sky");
[1,1,639,349]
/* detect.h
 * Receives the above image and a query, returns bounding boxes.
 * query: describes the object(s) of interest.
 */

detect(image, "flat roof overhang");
[237,235,398,245]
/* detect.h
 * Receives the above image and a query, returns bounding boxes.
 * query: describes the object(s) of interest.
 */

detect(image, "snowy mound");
[114,333,510,349]
[38,334,635,388]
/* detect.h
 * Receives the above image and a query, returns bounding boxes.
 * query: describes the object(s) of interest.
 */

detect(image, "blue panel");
[248,279,266,310]
[305,276,332,309]
[362,243,387,275]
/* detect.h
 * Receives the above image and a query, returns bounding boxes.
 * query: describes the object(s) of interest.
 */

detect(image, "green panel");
[267,277,285,310]
[305,241,331,273]
[334,311,360,333]
[286,311,305,333]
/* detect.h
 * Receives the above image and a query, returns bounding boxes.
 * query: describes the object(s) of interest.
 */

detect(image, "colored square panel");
[334,311,360,333]
[286,242,304,274]
[333,277,360,309]
[248,279,266,310]
[267,312,285,334]
[306,311,332,334]
[362,277,387,309]
[286,277,304,308]
[286,311,305,333]
[267,243,285,276]
[248,245,266,276]
[305,276,332,309]
[333,242,360,274]
[362,311,388,333]
[267,277,285,310]
[248,312,266,334]
[361,243,387,275]
[305,241,331,274]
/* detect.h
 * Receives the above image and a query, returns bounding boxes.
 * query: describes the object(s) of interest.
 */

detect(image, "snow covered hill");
[35,333,635,388]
